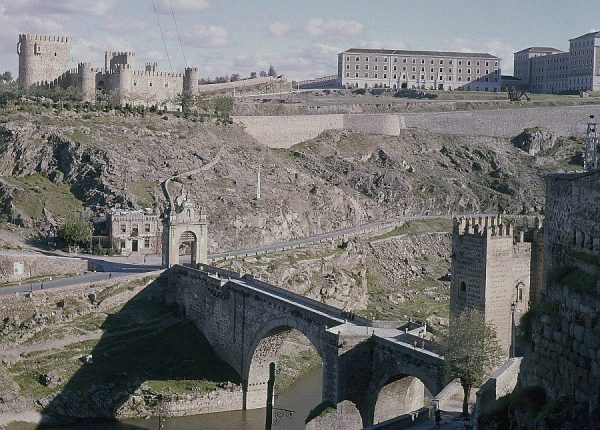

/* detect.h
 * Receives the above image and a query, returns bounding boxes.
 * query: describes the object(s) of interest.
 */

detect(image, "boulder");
[511,127,556,156]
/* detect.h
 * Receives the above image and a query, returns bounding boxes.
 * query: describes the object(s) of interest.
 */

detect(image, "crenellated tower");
[76,63,96,102]
[17,34,71,87]
[183,67,198,96]
[450,215,542,355]
[105,51,135,72]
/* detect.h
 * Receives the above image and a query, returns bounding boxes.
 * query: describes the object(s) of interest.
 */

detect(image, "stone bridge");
[163,264,446,427]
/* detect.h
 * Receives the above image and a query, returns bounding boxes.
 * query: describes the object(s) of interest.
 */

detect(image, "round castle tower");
[183,67,198,96]
[17,34,71,87]
[77,63,96,103]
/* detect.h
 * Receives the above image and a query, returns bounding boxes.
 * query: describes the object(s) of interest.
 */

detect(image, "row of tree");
[199,65,278,85]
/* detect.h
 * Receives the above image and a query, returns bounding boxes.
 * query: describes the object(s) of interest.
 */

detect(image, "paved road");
[0,212,535,296]
[209,213,452,260]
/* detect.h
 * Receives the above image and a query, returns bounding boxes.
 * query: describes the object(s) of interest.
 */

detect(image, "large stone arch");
[242,317,337,411]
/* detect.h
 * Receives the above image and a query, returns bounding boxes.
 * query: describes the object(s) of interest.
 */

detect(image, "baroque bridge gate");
[163,264,446,427]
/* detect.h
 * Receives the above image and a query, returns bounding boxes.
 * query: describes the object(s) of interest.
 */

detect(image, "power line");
[168,0,188,68]
[152,0,174,71]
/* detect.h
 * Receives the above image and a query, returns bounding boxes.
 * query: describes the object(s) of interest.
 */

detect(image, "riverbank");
[0,272,322,428]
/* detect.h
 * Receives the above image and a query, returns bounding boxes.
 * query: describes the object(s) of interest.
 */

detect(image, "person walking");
[435,408,441,426]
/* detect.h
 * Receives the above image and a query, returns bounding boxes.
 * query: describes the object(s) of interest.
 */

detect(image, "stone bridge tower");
[17,34,71,87]
[162,187,208,268]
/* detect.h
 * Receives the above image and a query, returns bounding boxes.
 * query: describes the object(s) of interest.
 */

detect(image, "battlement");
[454,215,512,238]
[105,51,135,57]
[132,70,183,78]
[185,67,198,72]
[453,215,543,243]
[19,34,69,43]
[78,62,92,69]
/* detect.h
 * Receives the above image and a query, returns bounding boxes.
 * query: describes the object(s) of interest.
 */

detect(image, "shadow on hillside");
[33,274,241,429]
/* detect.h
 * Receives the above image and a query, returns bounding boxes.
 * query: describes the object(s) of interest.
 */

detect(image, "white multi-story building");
[513,31,600,93]
[337,48,501,91]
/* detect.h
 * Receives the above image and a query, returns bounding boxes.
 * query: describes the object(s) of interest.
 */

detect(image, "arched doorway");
[178,230,197,267]
[373,375,432,424]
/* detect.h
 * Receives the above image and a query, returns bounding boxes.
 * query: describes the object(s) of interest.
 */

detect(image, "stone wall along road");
[403,105,600,138]
[235,114,403,148]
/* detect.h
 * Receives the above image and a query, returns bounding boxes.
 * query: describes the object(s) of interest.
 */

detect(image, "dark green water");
[8,367,323,430]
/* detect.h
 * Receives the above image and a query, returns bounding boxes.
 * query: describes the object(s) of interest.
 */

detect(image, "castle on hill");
[16,33,199,108]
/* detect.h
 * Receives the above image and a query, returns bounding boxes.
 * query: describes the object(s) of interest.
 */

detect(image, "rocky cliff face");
[0,109,578,251]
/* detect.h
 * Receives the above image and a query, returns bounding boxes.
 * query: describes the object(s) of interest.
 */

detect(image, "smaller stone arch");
[372,374,428,424]
[361,349,445,427]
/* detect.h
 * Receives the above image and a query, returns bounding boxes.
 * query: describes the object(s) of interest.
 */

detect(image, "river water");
[8,367,323,430]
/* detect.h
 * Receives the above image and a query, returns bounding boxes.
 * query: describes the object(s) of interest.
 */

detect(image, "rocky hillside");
[0,108,582,252]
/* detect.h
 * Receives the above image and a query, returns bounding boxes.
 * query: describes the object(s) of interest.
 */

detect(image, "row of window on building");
[346,64,496,75]
[345,56,498,68]
[345,71,498,83]
[119,223,154,234]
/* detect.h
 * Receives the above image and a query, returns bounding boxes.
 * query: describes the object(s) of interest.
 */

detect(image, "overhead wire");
[152,0,174,71]
[168,0,188,68]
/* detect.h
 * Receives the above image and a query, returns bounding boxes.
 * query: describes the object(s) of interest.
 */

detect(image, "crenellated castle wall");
[544,170,600,283]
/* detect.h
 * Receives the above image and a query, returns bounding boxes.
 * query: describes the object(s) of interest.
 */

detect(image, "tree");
[57,219,92,247]
[250,71,257,79]
[230,73,241,82]
[436,308,503,416]
[259,70,267,77]
[0,71,13,84]
[268,64,277,77]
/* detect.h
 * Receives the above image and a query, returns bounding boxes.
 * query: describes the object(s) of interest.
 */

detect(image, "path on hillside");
[162,146,225,207]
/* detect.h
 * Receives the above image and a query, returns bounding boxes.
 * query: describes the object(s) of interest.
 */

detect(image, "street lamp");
[510,302,516,358]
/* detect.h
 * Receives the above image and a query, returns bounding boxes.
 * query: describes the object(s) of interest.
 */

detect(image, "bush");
[57,219,92,247]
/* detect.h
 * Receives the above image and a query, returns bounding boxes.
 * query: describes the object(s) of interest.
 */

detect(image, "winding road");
[0,212,538,297]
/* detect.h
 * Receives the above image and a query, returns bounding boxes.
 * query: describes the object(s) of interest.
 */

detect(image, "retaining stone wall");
[0,252,89,284]
[235,114,402,148]
[521,283,600,404]
[403,105,600,138]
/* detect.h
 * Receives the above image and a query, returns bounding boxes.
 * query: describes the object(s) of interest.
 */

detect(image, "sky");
[1,0,599,81]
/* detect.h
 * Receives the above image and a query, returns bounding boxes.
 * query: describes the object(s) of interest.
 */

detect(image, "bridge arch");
[242,317,333,411]
[361,352,444,426]
[372,374,430,424]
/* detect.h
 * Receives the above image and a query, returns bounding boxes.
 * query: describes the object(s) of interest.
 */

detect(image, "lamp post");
[510,302,516,358]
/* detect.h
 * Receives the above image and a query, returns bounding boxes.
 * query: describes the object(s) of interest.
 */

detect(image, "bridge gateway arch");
[162,187,208,268]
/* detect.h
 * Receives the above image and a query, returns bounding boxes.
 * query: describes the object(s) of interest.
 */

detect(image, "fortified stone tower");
[183,67,198,96]
[145,62,159,73]
[76,63,96,102]
[450,215,542,355]
[162,187,208,268]
[17,34,71,87]
[105,51,135,72]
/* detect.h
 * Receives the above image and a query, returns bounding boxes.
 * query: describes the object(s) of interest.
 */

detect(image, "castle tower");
[105,51,135,72]
[77,63,96,103]
[450,215,535,355]
[112,64,133,106]
[162,187,208,268]
[17,34,71,87]
[183,67,198,96]
[145,62,159,73]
